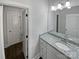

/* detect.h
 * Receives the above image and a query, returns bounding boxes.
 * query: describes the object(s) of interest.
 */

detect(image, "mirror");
[47,6,79,44]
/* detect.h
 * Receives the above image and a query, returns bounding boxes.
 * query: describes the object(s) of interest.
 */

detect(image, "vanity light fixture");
[51,6,57,11]
[51,0,71,11]
[65,1,71,9]
[57,3,63,10]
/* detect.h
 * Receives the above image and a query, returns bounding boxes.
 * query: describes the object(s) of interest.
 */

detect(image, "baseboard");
[4,40,22,48]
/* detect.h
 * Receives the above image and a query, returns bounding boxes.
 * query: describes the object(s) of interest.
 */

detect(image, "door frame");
[0,1,30,59]
[0,5,5,59]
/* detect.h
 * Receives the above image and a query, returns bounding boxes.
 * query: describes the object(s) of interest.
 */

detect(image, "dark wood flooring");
[5,42,25,59]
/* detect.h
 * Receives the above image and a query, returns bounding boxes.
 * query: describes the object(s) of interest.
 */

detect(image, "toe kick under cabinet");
[40,39,70,59]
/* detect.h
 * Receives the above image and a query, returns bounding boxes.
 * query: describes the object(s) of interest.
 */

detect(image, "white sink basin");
[55,42,70,51]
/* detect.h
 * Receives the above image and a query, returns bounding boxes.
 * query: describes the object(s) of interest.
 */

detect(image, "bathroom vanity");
[40,32,79,59]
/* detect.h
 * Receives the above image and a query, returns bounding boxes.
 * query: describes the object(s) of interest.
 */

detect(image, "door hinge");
[26,14,28,17]
[39,57,43,59]
[26,35,28,38]
[26,56,28,58]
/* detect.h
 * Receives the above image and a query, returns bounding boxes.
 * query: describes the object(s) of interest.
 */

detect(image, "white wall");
[2,0,48,59]
[29,0,48,59]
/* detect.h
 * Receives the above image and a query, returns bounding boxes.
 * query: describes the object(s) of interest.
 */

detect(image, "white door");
[66,14,79,38]
[6,7,22,46]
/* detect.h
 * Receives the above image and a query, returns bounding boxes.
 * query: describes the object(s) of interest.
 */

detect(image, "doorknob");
[9,30,12,32]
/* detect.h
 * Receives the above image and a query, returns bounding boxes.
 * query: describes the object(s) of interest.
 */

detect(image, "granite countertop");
[48,31,79,46]
[40,33,79,59]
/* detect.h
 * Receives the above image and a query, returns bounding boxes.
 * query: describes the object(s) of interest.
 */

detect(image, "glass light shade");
[57,4,63,10]
[65,1,71,9]
[67,6,71,9]
[51,6,57,11]
[65,1,71,7]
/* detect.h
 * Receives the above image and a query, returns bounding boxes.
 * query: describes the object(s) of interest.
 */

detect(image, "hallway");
[5,42,25,59]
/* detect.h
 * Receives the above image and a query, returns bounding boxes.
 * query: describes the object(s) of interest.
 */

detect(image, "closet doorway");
[3,5,29,59]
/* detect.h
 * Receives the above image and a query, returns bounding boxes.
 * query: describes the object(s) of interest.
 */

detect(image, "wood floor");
[5,42,25,59]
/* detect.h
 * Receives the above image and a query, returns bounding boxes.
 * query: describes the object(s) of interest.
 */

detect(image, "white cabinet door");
[42,47,47,59]
[47,43,68,59]
[55,50,68,59]
[56,54,68,59]
[40,39,69,59]
[47,44,58,59]
[40,40,47,59]
[47,52,57,59]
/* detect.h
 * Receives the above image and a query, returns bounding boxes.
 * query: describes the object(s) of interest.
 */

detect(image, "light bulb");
[65,1,71,8]
[67,6,71,9]
[65,1,71,9]
[51,6,57,11]
[57,3,63,10]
